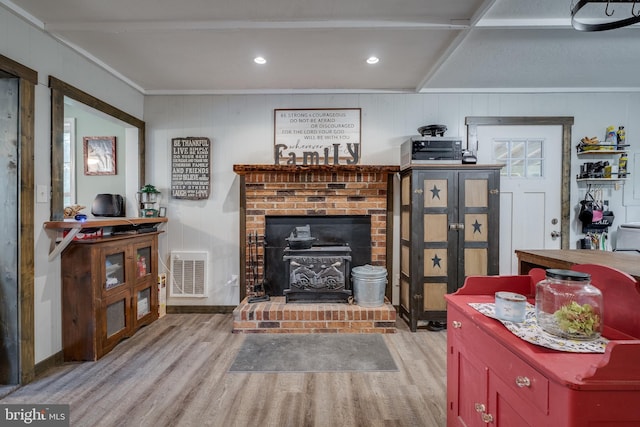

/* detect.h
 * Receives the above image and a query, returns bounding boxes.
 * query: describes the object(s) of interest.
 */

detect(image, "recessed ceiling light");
[366,56,379,65]
[254,56,267,65]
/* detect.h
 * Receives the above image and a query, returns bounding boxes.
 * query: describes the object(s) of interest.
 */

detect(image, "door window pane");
[510,159,525,177]
[493,138,544,178]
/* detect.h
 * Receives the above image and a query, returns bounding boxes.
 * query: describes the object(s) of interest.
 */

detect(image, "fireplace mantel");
[233,164,399,174]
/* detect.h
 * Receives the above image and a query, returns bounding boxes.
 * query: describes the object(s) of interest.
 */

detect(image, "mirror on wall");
[50,77,145,220]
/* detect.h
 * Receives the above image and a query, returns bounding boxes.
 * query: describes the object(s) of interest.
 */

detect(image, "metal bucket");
[351,265,387,307]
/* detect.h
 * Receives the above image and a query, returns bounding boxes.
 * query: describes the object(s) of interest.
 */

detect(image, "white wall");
[0,7,144,364]
[145,92,640,308]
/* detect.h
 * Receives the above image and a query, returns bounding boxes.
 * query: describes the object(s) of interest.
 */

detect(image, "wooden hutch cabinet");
[446,266,640,426]
[399,165,501,331]
[46,218,166,361]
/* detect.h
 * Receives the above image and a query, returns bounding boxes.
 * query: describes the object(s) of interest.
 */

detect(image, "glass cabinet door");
[136,246,152,279]
[136,286,152,319]
[101,289,131,356]
[105,251,126,290]
[106,297,127,337]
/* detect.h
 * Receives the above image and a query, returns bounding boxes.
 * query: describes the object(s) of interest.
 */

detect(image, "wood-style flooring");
[0,314,447,427]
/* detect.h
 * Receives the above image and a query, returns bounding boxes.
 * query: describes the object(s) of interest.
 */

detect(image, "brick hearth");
[232,297,396,333]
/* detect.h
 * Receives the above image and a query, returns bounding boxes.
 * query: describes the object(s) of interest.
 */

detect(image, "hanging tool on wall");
[248,231,270,303]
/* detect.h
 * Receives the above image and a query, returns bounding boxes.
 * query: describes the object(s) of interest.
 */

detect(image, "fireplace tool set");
[247,231,270,303]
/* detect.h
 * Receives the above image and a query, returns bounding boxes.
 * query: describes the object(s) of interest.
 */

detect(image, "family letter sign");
[274,108,361,165]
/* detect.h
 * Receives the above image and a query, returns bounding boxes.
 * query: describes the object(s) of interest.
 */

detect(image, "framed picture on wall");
[83,136,116,175]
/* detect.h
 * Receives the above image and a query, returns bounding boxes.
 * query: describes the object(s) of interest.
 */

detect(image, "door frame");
[466,116,574,250]
[0,54,36,384]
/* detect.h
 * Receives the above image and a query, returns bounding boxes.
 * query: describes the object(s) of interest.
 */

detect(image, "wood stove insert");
[283,245,352,303]
[264,215,371,300]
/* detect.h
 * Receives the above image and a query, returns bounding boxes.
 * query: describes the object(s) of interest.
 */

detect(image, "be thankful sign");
[171,137,211,200]
[274,108,361,165]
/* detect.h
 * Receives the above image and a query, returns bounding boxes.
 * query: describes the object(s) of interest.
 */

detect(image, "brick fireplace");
[232,164,399,333]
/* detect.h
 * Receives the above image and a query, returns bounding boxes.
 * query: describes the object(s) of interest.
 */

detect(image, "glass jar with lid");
[535,269,603,340]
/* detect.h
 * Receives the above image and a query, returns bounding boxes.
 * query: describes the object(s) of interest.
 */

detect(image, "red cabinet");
[446,266,640,426]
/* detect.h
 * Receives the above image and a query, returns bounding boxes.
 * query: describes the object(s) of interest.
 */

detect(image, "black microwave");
[91,194,125,217]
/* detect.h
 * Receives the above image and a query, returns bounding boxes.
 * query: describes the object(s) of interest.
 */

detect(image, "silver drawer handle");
[481,413,494,423]
[452,320,462,328]
[515,376,531,388]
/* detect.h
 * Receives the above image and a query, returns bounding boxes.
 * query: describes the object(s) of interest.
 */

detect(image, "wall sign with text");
[171,137,211,200]
[274,108,361,165]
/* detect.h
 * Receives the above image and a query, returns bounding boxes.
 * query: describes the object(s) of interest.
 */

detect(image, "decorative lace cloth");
[469,302,608,353]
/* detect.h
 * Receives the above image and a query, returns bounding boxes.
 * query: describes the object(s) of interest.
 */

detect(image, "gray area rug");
[229,334,398,373]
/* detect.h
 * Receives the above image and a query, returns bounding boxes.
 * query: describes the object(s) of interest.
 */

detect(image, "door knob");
[551,231,561,239]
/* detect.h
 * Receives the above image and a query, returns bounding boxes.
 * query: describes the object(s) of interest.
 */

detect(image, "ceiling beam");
[474,18,572,29]
[45,19,470,33]
[414,0,499,92]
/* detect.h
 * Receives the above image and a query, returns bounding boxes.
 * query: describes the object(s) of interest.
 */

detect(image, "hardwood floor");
[0,314,447,426]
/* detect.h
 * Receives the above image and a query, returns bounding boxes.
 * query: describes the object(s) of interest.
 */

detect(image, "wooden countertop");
[44,217,168,261]
[44,217,168,230]
[516,249,640,281]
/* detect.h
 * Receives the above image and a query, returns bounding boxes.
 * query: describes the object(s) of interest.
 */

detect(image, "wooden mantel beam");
[233,164,399,174]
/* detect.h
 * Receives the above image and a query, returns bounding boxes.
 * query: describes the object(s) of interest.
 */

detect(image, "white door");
[476,125,563,274]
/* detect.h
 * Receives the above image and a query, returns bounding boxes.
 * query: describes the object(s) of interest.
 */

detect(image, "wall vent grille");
[170,251,208,297]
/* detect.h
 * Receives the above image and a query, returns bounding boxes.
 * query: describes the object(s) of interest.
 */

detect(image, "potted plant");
[139,184,160,203]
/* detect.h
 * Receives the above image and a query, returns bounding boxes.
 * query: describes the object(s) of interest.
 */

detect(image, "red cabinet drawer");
[488,340,548,415]
[449,308,549,415]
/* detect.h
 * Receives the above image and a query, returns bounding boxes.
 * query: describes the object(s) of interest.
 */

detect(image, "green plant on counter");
[553,301,600,337]
[140,184,160,193]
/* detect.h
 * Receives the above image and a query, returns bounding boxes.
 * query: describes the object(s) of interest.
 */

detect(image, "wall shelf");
[576,141,629,184]
[576,178,627,182]
[44,217,168,261]
[577,150,628,156]
[576,144,629,155]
